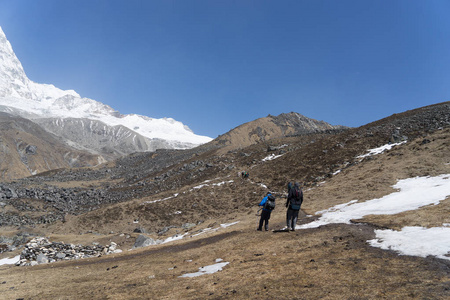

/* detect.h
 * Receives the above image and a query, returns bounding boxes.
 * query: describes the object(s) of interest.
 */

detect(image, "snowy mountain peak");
[0,26,28,98]
[0,26,212,148]
[0,26,80,101]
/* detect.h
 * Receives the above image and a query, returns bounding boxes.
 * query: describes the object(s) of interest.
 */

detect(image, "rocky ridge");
[212,112,346,152]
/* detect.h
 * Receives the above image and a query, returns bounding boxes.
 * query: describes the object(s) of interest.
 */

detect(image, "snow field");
[368,226,450,260]
[297,174,450,260]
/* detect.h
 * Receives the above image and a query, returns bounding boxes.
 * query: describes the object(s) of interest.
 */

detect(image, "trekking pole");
[256,207,262,230]
[256,207,262,216]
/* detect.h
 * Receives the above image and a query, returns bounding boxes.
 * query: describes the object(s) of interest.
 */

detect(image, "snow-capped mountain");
[0,26,212,157]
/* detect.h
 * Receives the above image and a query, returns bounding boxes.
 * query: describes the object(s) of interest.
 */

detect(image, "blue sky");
[0,0,449,138]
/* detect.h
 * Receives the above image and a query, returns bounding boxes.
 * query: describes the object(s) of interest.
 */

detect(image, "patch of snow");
[190,228,215,237]
[220,221,240,228]
[357,141,407,159]
[369,226,450,260]
[190,180,234,191]
[257,183,268,189]
[0,255,20,266]
[162,233,188,244]
[192,184,207,190]
[332,170,341,176]
[142,193,178,205]
[298,174,450,229]
[262,153,284,161]
[189,221,240,238]
[179,261,229,278]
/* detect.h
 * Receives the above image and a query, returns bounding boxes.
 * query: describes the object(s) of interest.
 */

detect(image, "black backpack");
[264,194,276,210]
[290,187,302,210]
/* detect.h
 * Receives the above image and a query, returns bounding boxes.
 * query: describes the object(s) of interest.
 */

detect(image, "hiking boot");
[257,228,262,231]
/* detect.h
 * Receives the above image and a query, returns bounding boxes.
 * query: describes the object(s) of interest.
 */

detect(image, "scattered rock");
[16,237,121,266]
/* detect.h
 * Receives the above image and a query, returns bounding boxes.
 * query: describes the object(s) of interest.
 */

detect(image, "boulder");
[133,227,146,233]
[133,234,161,249]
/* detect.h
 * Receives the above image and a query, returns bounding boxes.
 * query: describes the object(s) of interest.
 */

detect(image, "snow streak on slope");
[0,26,211,147]
[356,141,407,159]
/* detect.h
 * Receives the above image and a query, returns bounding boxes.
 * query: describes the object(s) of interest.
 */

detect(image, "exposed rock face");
[271,112,347,135]
[34,118,177,160]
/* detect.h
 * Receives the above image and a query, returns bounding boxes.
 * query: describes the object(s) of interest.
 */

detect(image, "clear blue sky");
[1,0,449,138]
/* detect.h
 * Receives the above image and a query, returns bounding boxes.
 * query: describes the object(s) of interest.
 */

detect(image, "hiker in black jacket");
[285,182,303,231]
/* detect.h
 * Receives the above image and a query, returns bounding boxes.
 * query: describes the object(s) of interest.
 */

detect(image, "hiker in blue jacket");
[257,192,275,231]
[285,182,303,231]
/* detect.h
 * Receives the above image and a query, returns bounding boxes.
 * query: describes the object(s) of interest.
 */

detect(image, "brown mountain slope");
[0,112,105,180]
[209,112,346,152]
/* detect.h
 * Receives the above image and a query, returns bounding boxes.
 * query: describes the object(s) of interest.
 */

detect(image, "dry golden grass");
[1,215,449,299]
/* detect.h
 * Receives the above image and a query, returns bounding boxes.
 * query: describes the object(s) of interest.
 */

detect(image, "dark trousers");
[258,210,271,230]
[286,208,299,230]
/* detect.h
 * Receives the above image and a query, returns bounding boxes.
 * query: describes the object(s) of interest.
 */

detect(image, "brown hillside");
[0,102,449,299]
[210,112,346,153]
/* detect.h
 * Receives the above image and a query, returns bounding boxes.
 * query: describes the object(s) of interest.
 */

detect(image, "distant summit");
[0,26,212,158]
[211,112,347,151]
